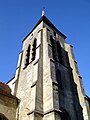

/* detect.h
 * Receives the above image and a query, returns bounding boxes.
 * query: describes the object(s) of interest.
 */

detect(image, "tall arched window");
[56,70,63,90]
[56,41,63,64]
[0,113,8,120]
[50,36,57,60]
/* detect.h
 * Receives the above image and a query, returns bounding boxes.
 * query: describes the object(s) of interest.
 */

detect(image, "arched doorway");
[0,113,8,120]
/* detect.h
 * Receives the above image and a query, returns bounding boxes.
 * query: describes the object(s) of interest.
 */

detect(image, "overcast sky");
[0,0,90,96]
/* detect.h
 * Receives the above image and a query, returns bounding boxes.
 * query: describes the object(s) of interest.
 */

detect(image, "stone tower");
[7,15,90,120]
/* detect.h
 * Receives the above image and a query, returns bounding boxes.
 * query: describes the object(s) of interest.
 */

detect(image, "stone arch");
[60,108,71,120]
[0,113,8,120]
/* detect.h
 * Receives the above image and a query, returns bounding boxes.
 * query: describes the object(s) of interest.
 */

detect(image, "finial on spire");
[42,7,45,16]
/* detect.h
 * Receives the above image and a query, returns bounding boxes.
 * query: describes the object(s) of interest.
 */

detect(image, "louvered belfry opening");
[31,38,37,61]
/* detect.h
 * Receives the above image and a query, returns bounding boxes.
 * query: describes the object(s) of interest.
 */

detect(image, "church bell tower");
[7,15,90,120]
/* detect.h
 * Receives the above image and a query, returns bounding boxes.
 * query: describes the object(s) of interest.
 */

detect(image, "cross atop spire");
[42,7,45,16]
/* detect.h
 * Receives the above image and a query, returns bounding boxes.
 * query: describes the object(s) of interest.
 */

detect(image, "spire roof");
[22,15,67,42]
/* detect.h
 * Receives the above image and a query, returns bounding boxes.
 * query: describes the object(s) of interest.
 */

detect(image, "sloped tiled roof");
[0,82,17,99]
